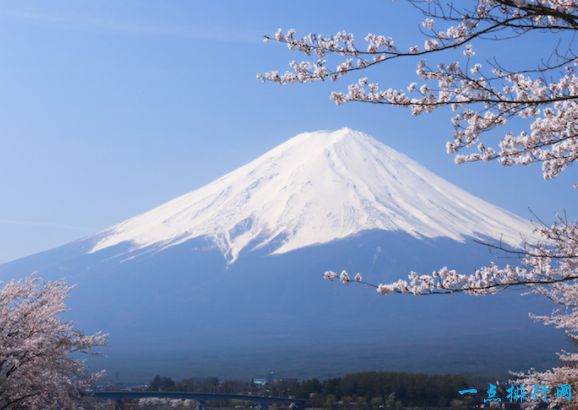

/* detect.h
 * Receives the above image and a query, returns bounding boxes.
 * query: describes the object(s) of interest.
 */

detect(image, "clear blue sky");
[0,0,574,263]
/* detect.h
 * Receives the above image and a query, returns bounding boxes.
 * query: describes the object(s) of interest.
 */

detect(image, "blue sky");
[0,0,574,263]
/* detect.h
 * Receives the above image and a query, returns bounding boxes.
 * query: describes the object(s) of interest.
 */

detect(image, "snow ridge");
[90,128,534,263]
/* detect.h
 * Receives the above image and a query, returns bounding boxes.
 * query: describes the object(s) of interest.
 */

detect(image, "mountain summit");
[91,128,532,263]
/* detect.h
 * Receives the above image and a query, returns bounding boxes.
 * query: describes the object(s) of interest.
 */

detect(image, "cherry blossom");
[262,1,578,407]
[0,275,107,409]
[259,0,578,181]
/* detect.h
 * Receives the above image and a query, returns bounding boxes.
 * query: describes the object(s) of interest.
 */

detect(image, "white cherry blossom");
[0,275,106,409]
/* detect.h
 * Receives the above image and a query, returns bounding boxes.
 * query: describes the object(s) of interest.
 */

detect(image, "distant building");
[252,371,276,387]
[251,378,268,387]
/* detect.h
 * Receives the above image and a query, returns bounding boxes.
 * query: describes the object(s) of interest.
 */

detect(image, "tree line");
[147,371,475,408]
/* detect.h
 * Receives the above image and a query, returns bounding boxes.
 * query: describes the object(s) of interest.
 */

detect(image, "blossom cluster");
[260,0,578,181]
[0,275,107,408]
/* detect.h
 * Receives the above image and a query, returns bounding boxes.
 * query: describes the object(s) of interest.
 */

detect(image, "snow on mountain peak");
[90,128,534,263]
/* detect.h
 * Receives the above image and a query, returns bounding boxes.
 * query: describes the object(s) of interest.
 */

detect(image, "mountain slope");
[0,128,557,382]
[90,128,533,264]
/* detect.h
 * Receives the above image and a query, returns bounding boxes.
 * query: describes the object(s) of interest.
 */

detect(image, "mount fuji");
[90,128,531,263]
[0,129,564,382]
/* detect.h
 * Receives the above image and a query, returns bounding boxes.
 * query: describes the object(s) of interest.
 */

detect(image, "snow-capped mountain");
[91,128,533,264]
[0,128,559,382]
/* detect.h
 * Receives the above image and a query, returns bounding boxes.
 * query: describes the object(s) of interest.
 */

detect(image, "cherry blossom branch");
[324,269,578,296]
[324,217,577,295]
[259,0,578,181]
